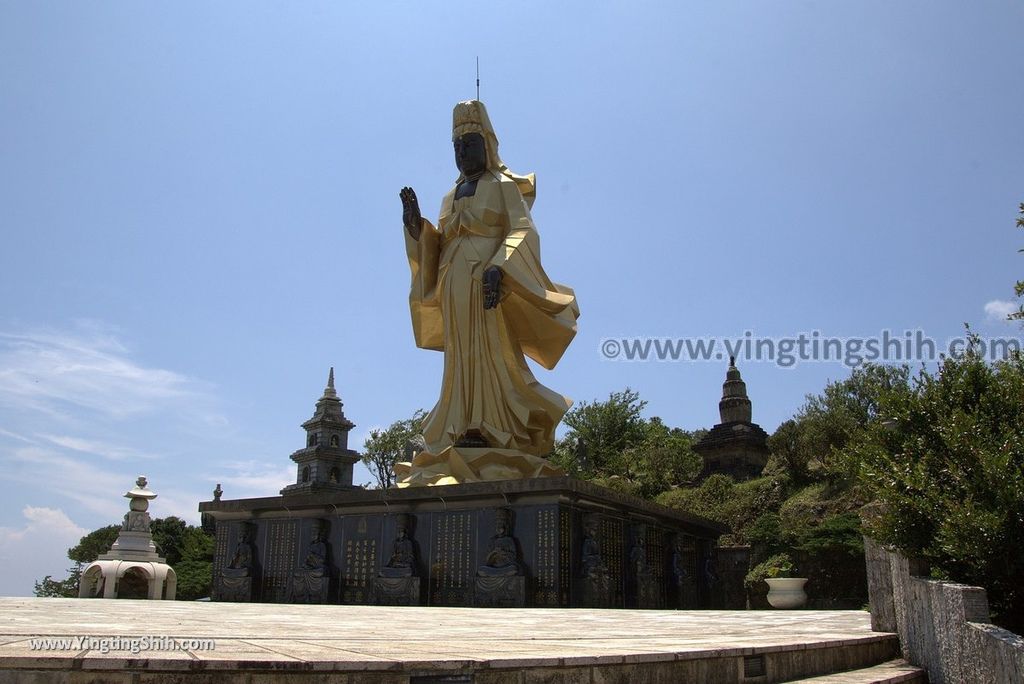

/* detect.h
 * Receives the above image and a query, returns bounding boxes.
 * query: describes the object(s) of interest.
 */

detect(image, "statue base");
[201,477,725,609]
[394,446,564,487]
[632,575,663,609]
[579,573,612,608]
[474,575,526,608]
[218,576,253,603]
[290,573,331,604]
[374,576,420,606]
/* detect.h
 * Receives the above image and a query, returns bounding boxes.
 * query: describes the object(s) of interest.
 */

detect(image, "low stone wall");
[864,537,1024,683]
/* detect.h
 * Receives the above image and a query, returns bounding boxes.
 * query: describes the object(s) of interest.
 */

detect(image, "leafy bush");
[713,477,783,545]
[849,344,1024,632]
[744,552,797,591]
[778,483,829,540]
[796,512,863,557]
[746,513,787,555]
[658,475,790,546]
[589,475,642,498]
[656,474,734,526]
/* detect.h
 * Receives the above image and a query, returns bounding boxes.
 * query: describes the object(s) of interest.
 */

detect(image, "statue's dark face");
[454,132,487,177]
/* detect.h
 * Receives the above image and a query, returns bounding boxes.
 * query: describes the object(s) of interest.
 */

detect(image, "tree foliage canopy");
[549,388,702,498]
[362,409,426,489]
[765,364,911,486]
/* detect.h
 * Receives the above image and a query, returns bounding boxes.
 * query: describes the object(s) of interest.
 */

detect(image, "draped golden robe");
[396,170,579,486]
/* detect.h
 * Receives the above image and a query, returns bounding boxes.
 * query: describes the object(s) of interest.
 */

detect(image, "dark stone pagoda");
[280,368,360,496]
[693,358,769,482]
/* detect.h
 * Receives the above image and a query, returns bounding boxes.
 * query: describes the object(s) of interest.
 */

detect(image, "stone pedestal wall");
[201,477,725,609]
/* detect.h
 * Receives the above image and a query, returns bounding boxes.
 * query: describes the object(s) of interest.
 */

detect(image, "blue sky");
[1,1,1022,595]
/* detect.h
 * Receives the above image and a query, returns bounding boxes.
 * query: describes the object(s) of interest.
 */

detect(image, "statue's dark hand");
[483,266,502,309]
[400,186,421,240]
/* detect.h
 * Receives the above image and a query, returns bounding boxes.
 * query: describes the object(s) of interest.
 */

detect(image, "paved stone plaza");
[0,598,914,683]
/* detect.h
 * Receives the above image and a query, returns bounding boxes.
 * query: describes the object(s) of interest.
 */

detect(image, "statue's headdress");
[451,100,536,208]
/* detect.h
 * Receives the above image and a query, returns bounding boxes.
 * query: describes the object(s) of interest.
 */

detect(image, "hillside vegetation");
[557,351,1023,630]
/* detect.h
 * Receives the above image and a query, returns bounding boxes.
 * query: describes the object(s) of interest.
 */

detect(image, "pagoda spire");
[720,357,752,423]
[324,367,337,399]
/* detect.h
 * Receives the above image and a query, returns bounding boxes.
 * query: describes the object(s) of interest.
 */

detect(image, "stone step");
[784,659,927,683]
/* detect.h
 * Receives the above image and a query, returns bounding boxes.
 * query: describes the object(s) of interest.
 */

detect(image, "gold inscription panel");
[213,523,229,580]
[263,520,298,603]
[430,512,472,605]
[534,508,558,606]
[601,517,623,604]
[647,526,666,587]
[343,538,377,604]
[559,508,571,606]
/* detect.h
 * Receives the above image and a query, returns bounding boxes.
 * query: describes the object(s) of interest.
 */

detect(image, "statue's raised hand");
[483,266,502,310]
[400,187,422,240]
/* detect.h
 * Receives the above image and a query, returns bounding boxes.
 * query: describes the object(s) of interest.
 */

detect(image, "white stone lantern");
[78,476,177,600]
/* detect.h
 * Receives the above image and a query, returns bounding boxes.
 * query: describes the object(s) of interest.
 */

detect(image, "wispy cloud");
[984,299,1019,324]
[37,434,156,461]
[0,321,284,555]
[4,446,128,520]
[0,322,203,419]
[0,428,36,444]
[0,321,233,525]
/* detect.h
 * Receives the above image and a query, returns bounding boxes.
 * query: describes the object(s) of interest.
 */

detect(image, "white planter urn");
[765,577,808,609]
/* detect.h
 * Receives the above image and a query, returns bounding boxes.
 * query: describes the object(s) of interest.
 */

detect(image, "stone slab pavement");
[0,598,884,673]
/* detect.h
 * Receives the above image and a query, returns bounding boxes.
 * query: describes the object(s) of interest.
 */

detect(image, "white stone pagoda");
[78,476,176,599]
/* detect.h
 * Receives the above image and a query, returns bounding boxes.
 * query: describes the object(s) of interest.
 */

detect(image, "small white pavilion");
[78,476,176,600]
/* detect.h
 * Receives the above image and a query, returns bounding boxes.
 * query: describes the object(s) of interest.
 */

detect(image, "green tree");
[67,525,121,564]
[766,419,811,484]
[549,389,701,497]
[550,388,647,478]
[621,417,702,498]
[850,339,1024,631]
[173,526,214,600]
[362,409,426,489]
[151,516,188,566]
[33,569,82,597]
[791,364,911,483]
